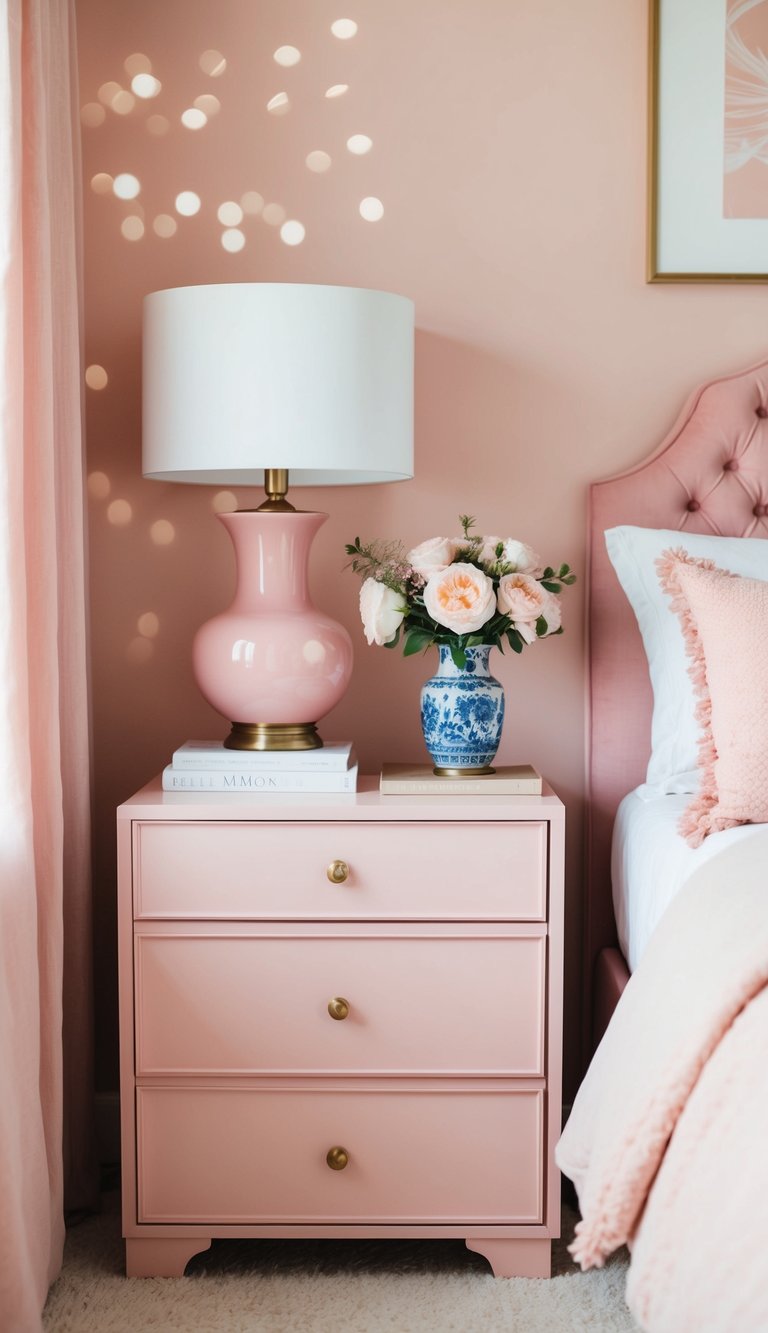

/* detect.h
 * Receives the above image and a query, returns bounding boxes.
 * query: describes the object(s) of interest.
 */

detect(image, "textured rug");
[43,1192,637,1332]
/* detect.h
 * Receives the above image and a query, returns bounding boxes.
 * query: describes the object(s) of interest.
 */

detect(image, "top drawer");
[133,820,547,920]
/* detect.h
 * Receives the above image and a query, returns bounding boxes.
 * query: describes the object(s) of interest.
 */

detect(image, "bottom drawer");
[137,1084,543,1225]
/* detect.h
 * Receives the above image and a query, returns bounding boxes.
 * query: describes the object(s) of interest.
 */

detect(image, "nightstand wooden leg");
[125,1237,212,1277]
[465,1238,551,1277]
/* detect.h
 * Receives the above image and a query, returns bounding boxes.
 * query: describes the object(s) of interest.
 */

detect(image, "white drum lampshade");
[142,283,415,751]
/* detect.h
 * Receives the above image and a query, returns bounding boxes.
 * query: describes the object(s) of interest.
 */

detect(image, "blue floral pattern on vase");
[420,644,504,773]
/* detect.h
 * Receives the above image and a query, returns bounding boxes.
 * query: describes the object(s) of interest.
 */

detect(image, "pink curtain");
[0,1,95,1328]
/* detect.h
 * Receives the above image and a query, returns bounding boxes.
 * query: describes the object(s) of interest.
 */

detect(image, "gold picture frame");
[648,0,768,283]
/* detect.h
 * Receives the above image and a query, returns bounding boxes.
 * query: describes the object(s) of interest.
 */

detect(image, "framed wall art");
[648,0,768,281]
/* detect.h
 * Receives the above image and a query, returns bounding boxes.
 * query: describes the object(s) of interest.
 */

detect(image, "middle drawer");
[134,922,546,1078]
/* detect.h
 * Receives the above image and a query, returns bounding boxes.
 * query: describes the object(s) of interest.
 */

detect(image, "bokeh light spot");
[241,191,264,215]
[359,196,384,221]
[325,84,349,98]
[266,92,291,115]
[274,45,301,66]
[124,52,152,77]
[347,134,372,155]
[199,49,227,77]
[97,80,122,106]
[217,201,243,226]
[212,490,238,513]
[85,364,108,390]
[306,150,331,173]
[262,202,286,226]
[153,214,177,238]
[127,637,154,663]
[107,499,132,526]
[175,191,201,216]
[113,173,141,199]
[81,102,106,127]
[137,612,160,638]
[150,519,175,545]
[111,90,136,116]
[181,107,207,130]
[146,114,170,136]
[90,172,113,195]
[221,228,246,252]
[131,73,161,98]
[121,215,145,241]
[88,471,111,500]
[331,18,358,39]
[280,220,305,246]
[194,94,221,117]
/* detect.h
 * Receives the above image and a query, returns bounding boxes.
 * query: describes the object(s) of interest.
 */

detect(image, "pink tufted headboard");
[586,355,768,1024]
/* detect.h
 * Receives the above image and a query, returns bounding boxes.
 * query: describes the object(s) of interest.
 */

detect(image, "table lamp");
[143,282,414,751]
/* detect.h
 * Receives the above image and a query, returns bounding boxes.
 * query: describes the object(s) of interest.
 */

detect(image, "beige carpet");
[43,1192,637,1332]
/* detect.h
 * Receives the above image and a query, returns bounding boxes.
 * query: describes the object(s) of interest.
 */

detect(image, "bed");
[559,356,768,1332]
[585,353,768,1034]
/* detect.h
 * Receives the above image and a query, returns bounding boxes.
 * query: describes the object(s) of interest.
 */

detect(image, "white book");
[162,764,358,794]
[172,739,356,772]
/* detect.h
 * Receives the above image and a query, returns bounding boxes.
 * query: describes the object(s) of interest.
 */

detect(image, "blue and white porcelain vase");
[420,644,505,775]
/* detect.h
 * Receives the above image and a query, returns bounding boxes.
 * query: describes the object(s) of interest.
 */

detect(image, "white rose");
[407,536,457,579]
[500,539,541,574]
[478,536,504,565]
[359,579,407,646]
[423,563,496,635]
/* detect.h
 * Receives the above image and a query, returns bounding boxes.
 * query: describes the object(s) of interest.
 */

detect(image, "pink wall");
[77,0,768,1101]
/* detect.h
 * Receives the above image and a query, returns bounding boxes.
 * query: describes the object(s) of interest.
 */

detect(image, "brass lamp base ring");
[225,722,322,751]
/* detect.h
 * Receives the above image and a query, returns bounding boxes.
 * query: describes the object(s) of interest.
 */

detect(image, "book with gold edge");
[379,763,542,794]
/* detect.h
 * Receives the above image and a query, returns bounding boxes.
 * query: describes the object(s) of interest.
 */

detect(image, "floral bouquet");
[345,516,575,668]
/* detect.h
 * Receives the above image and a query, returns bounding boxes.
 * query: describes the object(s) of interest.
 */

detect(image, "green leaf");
[403,630,433,656]
[506,629,524,654]
[562,573,577,585]
[540,580,560,593]
[542,566,554,579]
[450,644,467,669]
[535,615,548,637]
[383,627,402,649]
[558,563,570,577]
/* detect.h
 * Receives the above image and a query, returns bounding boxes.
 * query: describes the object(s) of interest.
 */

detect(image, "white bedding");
[611,785,768,970]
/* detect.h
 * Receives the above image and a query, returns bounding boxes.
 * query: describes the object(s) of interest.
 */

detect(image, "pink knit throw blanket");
[556,840,768,1329]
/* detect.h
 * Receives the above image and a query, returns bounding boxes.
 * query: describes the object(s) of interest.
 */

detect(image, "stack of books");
[162,740,358,793]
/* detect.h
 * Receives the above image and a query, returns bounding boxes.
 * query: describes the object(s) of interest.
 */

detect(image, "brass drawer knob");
[327,860,349,884]
[326,1146,349,1171]
[327,996,350,1021]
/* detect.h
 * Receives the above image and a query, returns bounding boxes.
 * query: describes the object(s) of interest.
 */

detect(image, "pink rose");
[359,579,406,645]
[497,573,561,643]
[423,562,496,634]
[407,536,457,579]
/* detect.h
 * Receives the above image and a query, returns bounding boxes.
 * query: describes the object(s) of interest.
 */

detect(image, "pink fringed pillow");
[657,549,768,846]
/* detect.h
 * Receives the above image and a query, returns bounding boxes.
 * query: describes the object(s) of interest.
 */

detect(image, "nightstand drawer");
[135,925,546,1077]
[133,820,547,920]
[136,1084,543,1224]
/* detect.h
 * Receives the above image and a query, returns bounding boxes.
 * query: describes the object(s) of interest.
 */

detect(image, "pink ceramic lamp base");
[193,510,353,750]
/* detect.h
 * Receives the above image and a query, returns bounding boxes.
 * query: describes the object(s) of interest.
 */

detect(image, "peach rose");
[359,578,406,645]
[407,536,457,579]
[423,562,496,634]
[497,572,561,643]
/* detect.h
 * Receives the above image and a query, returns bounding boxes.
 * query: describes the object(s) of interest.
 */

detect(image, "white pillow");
[604,526,768,790]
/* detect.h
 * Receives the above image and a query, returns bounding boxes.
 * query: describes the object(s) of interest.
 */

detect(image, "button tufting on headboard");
[756,406,768,418]
[754,503,767,518]
[686,499,700,512]
[724,459,738,471]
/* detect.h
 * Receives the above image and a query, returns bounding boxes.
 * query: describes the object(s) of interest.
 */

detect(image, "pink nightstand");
[116,775,564,1277]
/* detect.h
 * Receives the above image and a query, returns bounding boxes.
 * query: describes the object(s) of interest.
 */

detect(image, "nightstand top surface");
[117,774,564,823]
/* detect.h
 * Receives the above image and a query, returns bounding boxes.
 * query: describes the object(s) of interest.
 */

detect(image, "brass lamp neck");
[257,467,296,512]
